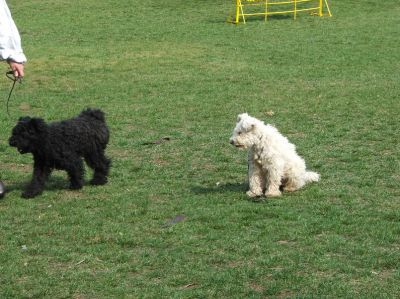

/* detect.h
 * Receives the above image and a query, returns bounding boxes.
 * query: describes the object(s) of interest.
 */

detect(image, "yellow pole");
[235,0,240,23]
[324,0,332,16]
[237,0,246,24]
[319,0,323,16]
[265,0,268,21]
[294,0,297,20]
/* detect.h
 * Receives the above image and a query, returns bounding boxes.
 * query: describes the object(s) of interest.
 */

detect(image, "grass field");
[0,0,399,297]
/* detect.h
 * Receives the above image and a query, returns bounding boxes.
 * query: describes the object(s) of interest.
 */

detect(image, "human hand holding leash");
[6,68,23,117]
[8,60,24,78]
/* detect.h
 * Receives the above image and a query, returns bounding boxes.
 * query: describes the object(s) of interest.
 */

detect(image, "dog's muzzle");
[9,138,28,154]
[9,138,17,148]
[230,139,245,148]
[17,148,28,154]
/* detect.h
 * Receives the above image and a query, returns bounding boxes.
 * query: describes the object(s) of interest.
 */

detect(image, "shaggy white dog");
[229,113,319,198]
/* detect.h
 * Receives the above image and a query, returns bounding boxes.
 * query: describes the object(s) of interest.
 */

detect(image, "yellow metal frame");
[230,0,332,24]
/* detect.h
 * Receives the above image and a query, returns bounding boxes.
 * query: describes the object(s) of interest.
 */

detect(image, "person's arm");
[0,0,26,77]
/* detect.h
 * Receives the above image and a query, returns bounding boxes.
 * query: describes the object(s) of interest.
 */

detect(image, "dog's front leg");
[265,161,283,197]
[247,152,265,197]
[22,163,51,198]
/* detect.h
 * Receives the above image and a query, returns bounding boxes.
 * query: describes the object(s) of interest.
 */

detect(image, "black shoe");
[0,180,5,199]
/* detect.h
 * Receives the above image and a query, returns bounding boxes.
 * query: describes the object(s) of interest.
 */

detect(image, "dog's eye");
[238,131,242,135]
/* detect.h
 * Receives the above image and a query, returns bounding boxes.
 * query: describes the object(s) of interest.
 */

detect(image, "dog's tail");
[80,108,105,122]
[304,171,320,183]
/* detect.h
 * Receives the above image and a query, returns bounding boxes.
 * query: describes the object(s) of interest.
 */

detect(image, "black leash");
[5,70,22,117]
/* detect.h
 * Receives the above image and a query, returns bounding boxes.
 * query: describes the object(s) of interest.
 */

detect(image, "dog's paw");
[90,177,107,185]
[283,186,298,192]
[265,190,282,197]
[21,191,38,199]
[246,190,263,198]
[69,183,83,190]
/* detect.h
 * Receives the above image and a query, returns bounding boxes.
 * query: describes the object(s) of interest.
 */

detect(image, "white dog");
[229,113,319,198]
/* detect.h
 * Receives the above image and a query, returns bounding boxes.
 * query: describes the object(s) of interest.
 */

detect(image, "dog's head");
[229,113,263,149]
[9,116,47,154]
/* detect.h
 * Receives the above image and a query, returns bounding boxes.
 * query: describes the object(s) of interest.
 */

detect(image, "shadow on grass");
[191,182,269,203]
[191,182,247,194]
[4,176,82,194]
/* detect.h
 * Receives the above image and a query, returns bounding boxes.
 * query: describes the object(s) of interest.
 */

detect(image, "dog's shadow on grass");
[191,182,248,195]
[5,176,77,194]
[192,182,269,203]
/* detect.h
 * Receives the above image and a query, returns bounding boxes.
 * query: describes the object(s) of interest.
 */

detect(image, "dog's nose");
[9,138,16,147]
[229,139,234,145]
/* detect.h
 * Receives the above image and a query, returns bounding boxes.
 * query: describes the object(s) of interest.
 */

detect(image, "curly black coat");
[9,108,111,198]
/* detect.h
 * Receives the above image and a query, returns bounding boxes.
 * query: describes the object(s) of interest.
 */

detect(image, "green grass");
[1,0,399,297]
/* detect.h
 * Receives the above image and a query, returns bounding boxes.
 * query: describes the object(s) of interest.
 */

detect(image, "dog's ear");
[18,116,31,123]
[237,113,248,122]
[29,118,47,133]
[245,118,258,132]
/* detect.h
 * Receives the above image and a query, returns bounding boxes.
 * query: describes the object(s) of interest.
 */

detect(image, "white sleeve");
[0,0,27,63]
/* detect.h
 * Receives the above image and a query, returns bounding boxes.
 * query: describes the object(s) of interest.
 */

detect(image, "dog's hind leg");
[282,167,305,192]
[265,162,283,197]
[85,149,111,186]
[22,162,51,198]
[282,176,304,192]
[283,171,319,192]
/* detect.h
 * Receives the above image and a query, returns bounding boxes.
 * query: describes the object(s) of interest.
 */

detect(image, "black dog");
[9,108,111,198]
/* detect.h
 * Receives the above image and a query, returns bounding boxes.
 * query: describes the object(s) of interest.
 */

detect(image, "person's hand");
[8,60,24,78]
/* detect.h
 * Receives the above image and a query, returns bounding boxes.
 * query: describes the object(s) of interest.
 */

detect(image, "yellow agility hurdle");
[230,0,332,24]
